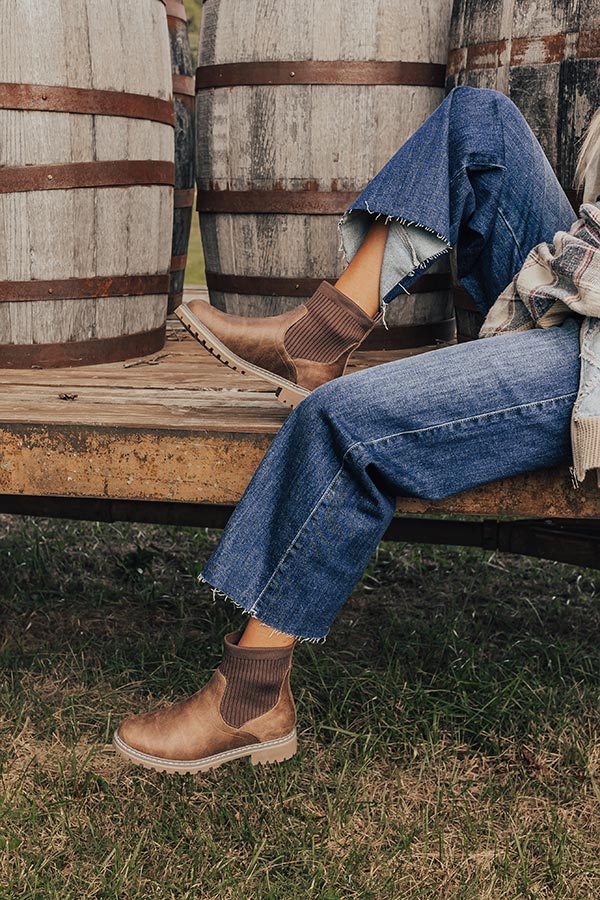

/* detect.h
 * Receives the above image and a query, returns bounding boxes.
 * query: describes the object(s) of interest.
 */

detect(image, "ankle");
[283,280,377,364]
[238,617,296,649]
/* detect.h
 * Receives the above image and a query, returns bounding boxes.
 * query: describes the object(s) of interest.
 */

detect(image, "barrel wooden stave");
[446,0,600,195]
[168,6,195,311]
[196,0,455,343]
[0,0,173,364]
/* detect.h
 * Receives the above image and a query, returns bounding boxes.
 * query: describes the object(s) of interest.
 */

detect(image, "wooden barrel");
[0,0,174,368]
[196,0,456,351]
[446,0,600,340]
[167,0,195,313]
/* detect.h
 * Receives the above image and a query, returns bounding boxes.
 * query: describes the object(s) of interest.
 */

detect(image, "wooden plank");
[0,286,596,517]
[0,417,597,518]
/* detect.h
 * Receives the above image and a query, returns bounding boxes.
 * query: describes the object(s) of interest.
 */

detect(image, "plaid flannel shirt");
[480,202,600,486]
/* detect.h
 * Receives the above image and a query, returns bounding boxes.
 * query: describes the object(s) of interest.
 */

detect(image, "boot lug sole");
[112,727,298,774]
[175,305,310,409]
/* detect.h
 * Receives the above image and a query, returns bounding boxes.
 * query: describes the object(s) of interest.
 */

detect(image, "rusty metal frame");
[0,493,598,569]
[0,82,174,125]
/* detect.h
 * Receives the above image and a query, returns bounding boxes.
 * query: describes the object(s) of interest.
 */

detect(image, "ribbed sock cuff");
[218,631,294,728]
[284,280,375,363]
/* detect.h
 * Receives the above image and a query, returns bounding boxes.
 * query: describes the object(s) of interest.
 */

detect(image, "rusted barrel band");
[205,271,452,297]
[1,160,175,194]
[0,274,169,303]
[173,74,195,97]
[196,60,446,90]
[0,83,174,125]
[198,189,359,214]
[170,255,188,272]
[166,0,187,21]
[174,188,195,208]
[0,324,166,369]
[447,31,600,76]
[362,318,456,351]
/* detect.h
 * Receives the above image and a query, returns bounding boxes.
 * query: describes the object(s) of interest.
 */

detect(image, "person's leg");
[199,319,580,642]
[115,87,580,771]
[209,84,579,643]
[337,85,577,314]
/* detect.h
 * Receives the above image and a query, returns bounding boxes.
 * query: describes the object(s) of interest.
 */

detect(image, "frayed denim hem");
[197,573,328,644]
[336,206,451,326]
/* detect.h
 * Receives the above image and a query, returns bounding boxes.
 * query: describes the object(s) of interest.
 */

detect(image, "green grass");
[183,0,202,56]
[185,210,206,286]
[1,516,600,898]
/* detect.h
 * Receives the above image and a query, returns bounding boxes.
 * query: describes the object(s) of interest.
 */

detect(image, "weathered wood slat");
[0,0,173,365]
[0,287,596,518]
[168,2,195,312]
[446,0,600,198]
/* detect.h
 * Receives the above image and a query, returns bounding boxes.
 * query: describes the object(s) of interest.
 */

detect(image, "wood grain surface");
[195,0,455,342]
[446,0,600,196]
[0,0,173,355]
[0,287,597,518]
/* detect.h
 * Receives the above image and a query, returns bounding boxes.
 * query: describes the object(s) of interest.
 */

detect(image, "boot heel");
[250,731,297,766]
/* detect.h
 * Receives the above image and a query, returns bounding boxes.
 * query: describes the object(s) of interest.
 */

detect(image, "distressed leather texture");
[117,635,296,762]
[186,288,379,391]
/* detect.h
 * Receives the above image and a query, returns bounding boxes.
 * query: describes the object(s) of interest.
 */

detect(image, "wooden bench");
[1,288,598,569]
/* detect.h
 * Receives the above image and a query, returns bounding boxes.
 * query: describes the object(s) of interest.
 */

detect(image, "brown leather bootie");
[113,632,296,775]
[175,281,380,407]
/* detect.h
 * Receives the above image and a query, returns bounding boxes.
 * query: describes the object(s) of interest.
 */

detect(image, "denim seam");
[250,465,347,612]
[449,162,506,186]
[497,206,524,258]
[341,390,578,457]
[250,390,578,617]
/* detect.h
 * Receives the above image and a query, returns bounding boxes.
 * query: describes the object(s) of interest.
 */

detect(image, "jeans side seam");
[497,205,524,258]
[251,391,577,613]
[251,464,347,610]
[341,390,578,457]
[449,162,506,186]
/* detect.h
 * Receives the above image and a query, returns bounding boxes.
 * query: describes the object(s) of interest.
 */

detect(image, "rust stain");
[0,421,598,517]
[446,48,468,77]
[0,424,272,504]
[467,39,508,72]
[510,34,566,66]
[578,29,600,60]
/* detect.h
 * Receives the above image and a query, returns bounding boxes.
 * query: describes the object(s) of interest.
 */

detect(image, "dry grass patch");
[1,516,600,898]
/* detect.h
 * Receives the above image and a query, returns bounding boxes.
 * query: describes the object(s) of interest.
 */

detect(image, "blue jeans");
[200,86,581,642]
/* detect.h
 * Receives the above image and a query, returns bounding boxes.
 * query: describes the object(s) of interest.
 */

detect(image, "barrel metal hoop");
[0,274,170,303]
[204,272,452,297]
[447,31,600,75]
[197,189,359,214]
[170,255,188,272]
[174,188,195,208]
[0,160,175,194]
[195,60,446,90]
[172,74,195,97]
[0,83,174,125]
[0,324,166,369]
[166,0,187,22]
